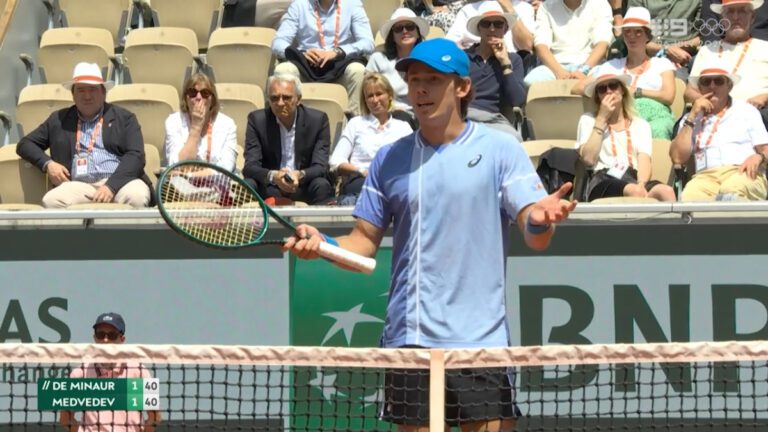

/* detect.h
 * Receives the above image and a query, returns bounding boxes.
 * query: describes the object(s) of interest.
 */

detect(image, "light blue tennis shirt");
[353,121,547,349]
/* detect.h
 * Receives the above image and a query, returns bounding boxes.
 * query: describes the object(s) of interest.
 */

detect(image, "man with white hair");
[16,62,151,208]
[685,0,768,127]
[671,62,768,201]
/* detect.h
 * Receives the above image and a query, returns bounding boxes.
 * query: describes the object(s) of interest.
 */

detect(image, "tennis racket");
[155,161,377,274]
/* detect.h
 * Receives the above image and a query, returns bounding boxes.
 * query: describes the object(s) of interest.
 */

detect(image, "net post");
[429,349,445,432]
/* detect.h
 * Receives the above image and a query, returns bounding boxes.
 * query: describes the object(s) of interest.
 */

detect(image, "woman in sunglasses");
[576,68,676,202]
[163,73,238,170]
[366,8,428,125]
[572,7,676,140]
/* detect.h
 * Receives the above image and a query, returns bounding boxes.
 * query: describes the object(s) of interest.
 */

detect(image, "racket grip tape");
[317,238,377,274]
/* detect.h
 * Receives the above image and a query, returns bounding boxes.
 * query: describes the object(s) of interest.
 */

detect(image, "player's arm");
[59,410,79,432]
[283,219,384,271]
[517,183,576,251]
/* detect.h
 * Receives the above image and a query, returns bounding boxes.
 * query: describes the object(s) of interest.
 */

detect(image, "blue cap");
[395,38,470,77]
[93,312,125,334]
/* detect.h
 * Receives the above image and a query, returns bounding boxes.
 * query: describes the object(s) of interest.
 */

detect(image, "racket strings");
[159,166,267,247]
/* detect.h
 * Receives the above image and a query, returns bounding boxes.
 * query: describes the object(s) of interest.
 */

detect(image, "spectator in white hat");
[16,62,151,208]
[573,7,677,139]
[686,0,768,128]
[446,0,536,53]
[463,2,527,138]
[577,67,676,201]
[672,62,768,201]
[366,8,428,119]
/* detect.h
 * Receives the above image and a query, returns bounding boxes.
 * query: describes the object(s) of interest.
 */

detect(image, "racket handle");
[317,241,377,274]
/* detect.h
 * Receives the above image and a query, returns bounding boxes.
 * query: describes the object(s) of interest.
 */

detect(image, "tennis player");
[284,38,576,431]
[60,313,161,432]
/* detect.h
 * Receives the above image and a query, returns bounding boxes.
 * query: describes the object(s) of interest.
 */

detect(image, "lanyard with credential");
[623,59,649,90]
[695,108,727,152]
[609,119,634,168]
[314,0,341,49]
[76,117,104,155]
[718,38,752,75]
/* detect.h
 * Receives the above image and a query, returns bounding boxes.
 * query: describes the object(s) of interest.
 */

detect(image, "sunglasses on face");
[185,88,213,99]
[269,94,295,103]
[478,20,507,30]
[596,81,622,94]
[94,330,121,341]
[393,23,417,34]
[699,76,727,87]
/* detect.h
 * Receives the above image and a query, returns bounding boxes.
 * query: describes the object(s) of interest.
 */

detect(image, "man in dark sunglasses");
[463,2,527,140]
[671,63,768,201]
[60,312,161,432]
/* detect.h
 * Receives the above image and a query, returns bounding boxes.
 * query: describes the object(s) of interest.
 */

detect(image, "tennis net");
[1,341,767,431]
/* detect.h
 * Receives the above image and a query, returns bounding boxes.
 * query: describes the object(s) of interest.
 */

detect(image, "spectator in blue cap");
[283,37,576,430]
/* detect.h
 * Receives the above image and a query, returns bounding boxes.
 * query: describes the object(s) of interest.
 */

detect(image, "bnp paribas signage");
[290,249,392,431]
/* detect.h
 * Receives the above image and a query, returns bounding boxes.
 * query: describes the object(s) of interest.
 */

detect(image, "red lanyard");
[623,58,649,90]
[75,117,104,154]
[718,38,752,75]
[314,0,341,50]
[695,108,727,152]
[609,119,634,168]
[204,121,213,162]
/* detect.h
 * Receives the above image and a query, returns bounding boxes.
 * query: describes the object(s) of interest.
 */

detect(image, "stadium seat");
[206,27,276,89]
[106,83,180,160]
[149,0,221,51]
[301,83,349,149]
[33,27,115,85]
[671,78,687,120]
[427,26,446,39]
[215,83,265,149]
[0,144,18,162]
[523,80,585,141]
[0,155,48,208]
[55,0,133,47]
[523,139,576,168]
[362,0,402,40]
[15,84,73,137]
[144,144,161,186]
[122,27,199,94]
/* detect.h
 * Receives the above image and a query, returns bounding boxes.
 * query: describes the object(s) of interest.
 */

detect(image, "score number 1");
[128,378,160,410]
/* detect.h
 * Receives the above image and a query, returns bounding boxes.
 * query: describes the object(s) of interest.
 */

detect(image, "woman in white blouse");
[164,73,238,171]
[573,7,676,139]
[330,73,413,203]
[577,69,676,202]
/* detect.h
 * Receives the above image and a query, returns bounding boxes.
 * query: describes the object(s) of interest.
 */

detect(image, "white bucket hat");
[466,2,518,37]
[63,62,114,91]
[615,6,652,30]
[689,60,741,87]
[583,67,633,98]
[711,0,764,14]
[379,8,429,40]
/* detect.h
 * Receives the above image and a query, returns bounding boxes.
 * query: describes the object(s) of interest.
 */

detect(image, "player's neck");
[625,50,647,67]
[420,114,466,145]
[478,42,494,60]
[607,110,625,126]
[563,0,582,11]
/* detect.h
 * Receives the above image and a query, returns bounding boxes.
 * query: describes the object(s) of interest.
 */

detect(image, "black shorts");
[380,366,521,426]
[587,168,662,201]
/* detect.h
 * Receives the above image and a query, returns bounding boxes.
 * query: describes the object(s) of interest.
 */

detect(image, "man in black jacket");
[243,73,334,205]
[17,62,151,208]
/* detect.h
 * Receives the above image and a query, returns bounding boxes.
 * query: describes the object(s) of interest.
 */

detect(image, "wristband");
[321,233,339,247]
[501,63,513,72]
[612,7,623,16]
[526,213,551,235]
[683,118,695,128]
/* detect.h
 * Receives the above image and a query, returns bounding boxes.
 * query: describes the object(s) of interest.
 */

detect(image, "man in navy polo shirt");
[284,38,576,430]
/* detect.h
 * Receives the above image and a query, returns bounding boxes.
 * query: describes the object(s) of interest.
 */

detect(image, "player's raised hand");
[528,182,577,225]
[282,223,324,259]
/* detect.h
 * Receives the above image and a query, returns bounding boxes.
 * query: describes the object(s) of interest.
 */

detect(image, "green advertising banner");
[290,250,392,431]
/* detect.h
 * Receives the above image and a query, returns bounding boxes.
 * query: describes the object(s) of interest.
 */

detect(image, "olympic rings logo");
[691,18,732,37]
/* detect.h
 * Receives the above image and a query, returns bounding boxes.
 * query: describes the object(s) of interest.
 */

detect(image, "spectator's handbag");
[285,47,365,83]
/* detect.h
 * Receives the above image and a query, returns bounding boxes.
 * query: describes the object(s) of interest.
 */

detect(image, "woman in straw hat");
[367,8,428,122]
[577,67,676,202]
[573,7,676,140]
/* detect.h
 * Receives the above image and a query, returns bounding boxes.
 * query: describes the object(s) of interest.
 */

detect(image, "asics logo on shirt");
[468,154,482,167]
